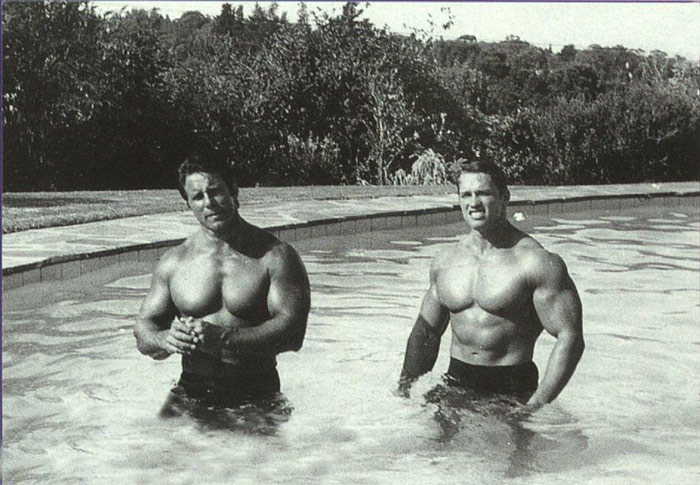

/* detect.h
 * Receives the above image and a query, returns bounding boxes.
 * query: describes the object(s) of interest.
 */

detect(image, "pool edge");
[3,190,699,290]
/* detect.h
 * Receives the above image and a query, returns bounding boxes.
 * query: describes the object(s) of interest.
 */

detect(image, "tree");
[90,7,175,189]
[3,1,104,189]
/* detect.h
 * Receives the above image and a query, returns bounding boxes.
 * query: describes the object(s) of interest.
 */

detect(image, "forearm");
[400,316,442,383]
[529,334,584,405]
[134,320,170,360]
[222,316,306,355]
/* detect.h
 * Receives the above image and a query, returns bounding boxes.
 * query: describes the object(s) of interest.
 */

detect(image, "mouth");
[468,208,486,220]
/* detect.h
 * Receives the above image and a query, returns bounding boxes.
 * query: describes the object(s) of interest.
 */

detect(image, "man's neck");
[466,219,514,251]
[199,214,245,249]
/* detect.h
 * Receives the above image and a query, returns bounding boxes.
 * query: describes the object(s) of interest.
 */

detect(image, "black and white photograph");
[2,1,699,483]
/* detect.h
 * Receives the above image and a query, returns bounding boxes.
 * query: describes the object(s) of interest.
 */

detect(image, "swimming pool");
[3,203,698,483]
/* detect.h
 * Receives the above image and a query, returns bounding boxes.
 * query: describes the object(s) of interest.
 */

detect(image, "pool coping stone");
[3,182,699,288]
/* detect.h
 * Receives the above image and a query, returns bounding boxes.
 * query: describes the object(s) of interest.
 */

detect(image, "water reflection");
[160,392,293,436]
[421,384,589,478]
[2,204,698,483]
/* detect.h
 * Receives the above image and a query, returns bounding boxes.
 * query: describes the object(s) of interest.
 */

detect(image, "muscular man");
[134,155,310,410]
[399,160,584,409]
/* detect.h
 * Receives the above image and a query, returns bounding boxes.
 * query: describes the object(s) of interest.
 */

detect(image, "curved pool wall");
[2,182,698,290]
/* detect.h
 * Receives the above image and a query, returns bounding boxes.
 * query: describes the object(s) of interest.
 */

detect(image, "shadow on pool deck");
[2,182,698,289]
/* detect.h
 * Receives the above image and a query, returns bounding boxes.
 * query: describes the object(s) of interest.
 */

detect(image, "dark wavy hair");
[448,158,509,198]
[177,152,238,202]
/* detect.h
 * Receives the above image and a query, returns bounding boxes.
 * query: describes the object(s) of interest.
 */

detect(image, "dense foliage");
[3,2,698,190]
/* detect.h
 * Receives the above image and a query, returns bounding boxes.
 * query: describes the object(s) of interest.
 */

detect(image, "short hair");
[177,153,238,201]
[449,159,509,197]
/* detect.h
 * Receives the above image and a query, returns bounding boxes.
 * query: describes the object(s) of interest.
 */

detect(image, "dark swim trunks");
[174,367,281,405]
[443,358,539,402]
[160,367,282,418]
[161,366,291,433]
[161,350,282,414]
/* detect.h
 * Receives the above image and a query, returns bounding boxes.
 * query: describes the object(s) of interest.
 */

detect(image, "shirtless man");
[399,160,584,409]
[134,155,310,409]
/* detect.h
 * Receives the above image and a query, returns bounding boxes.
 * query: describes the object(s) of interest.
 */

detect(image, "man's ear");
[232,186,239,205]
[503,188,511,203]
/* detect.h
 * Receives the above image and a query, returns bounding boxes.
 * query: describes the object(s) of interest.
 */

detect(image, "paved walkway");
[2,182,698,281]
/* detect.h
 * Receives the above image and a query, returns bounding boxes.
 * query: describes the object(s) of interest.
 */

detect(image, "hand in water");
[397,375,417,399]
[505,402,541,422]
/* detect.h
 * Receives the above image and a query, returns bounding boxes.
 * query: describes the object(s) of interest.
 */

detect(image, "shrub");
[390,149,449,185]
[269,134,343,185]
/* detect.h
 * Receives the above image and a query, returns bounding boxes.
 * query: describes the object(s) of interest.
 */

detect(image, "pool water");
[3,204,699,484]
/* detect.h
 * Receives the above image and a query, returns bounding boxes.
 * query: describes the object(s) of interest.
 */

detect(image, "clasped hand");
[162,316,226,356]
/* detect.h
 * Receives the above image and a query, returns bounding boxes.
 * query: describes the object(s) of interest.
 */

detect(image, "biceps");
[533,285,582,337]
[267,266,310,321]
[138,279,176,327]
[419,285,450,333]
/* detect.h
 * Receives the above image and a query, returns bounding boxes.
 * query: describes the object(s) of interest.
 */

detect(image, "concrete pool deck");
[2,182,698,289]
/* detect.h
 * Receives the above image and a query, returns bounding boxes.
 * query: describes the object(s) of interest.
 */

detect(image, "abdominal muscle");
[449,306,540,366]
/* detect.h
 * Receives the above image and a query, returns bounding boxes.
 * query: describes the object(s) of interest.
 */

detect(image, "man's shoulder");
[245,224,285,257]
[512,232,546,255]
[432,241,466,271]
[265,238,301,264]
[155,240,190,274]
[513,235,568,278]
[261,238,308,284]
[253,228,303,269]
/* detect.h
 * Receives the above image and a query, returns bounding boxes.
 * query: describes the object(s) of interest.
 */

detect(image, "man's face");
[184,172,237,233]
[458,172,509,232]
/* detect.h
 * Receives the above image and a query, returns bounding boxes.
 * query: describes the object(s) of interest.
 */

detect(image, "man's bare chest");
[169,253,270,318]
[436,254,532,315]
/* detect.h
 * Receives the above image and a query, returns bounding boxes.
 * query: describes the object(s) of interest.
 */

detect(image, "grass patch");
[2,190,188,233]
[2,185,456,233]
